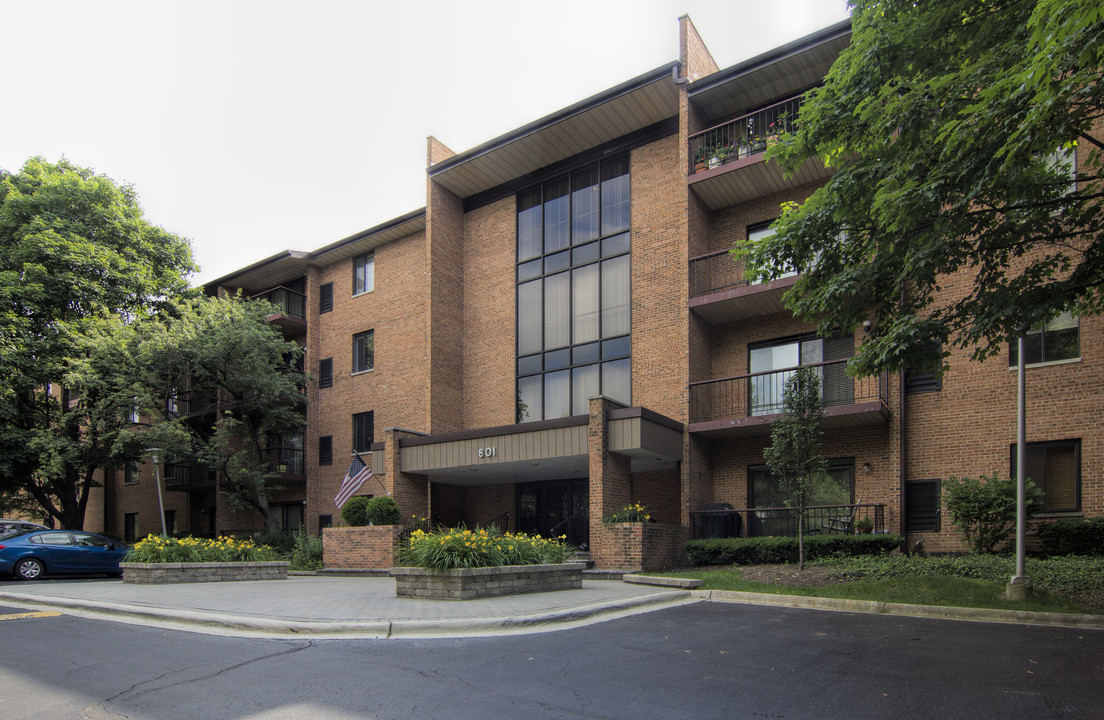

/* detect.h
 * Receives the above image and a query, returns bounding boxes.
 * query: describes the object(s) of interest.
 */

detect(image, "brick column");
[589,396,632,567]
[382,427,429,522]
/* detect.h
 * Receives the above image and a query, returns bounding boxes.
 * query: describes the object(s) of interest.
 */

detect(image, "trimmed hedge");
[685,534,904,566]
[341,496,371,526]
[366,496,402,525]
[1036,517,1104,556]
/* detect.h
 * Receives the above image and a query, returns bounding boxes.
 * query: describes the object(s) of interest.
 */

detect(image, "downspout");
[899,370,907,550]
[672,63,689,85]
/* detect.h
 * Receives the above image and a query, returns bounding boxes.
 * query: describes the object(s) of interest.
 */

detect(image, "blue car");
[0,530,127,580]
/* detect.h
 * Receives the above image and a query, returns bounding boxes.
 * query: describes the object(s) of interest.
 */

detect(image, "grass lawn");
[660,567,1102,615]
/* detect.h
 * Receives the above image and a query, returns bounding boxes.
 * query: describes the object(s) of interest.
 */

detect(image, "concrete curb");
[699,589,1104,629]
[0,588,697,640]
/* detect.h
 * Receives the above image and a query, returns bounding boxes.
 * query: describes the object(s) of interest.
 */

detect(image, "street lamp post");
[145,447,168,537]
[1007,334,1032,600]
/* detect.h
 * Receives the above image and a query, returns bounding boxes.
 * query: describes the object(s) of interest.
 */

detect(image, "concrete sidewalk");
[0,575,697,639]
[2,574,1100,639]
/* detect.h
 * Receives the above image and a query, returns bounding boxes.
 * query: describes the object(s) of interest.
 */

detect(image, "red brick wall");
[594,522,690,571]
[322,525,404,570]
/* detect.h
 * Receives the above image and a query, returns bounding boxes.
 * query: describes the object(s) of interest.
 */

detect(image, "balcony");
[264,446,305,479]
[164,463,216,492]
[687,94,831,209]
[689,360,890,438]
[252,286,307,337]
[689,249,797,323]
[690,503,886,539]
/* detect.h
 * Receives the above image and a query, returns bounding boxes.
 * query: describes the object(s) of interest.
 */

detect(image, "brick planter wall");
[390,563,584,600]
[323,525,405,569]
[120,561,289,584]
[593,522,690,571]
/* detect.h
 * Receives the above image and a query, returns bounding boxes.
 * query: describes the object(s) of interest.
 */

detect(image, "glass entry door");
[517,479,589,547]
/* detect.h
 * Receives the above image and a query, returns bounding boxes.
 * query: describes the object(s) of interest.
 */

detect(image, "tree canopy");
[744,0,1104,377]
[136,295,307,533]
[0,157,194,528]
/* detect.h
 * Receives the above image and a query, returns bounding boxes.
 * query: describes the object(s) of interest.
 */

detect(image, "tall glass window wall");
[517,156,631,422]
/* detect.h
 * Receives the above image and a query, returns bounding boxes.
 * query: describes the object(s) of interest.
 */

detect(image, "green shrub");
[341,496,371,526]
[288,530,324,571]
[365,496,402,525]
[1036,517,1104,556]
[254,529,296,554]
[604,502,651,523]
[943,472,1043,553]
[685,534,903,565]
[398,525,572,571]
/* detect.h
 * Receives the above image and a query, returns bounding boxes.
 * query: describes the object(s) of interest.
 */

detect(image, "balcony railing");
[264,446,304,475]
[688,95,803,175]
[690,249,749,297]
[690,503,885,539]
[252,286,306,320]
[689,360,888,424]
[163,463,215,489]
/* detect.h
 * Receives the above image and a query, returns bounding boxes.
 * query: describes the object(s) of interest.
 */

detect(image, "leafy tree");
[943,472,1044,553]
[135,295,306,533]
[743,1,1104,377]
[0,157,194,528]
[763,367,832,570]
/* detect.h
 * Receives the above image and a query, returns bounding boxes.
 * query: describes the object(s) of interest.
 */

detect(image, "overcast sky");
[1,0,850,285]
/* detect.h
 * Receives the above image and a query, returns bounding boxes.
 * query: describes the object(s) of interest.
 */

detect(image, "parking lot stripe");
[0,611,63,621]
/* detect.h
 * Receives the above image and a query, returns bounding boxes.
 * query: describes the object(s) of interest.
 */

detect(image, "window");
[353,411,374,453]
[124,513,139,543]
[905,479,941,531]
[318,514,333,530]
[320,282,334,313]
[272,502,304,531]
[748,335,853,415]
[352,331,374,373]
[905,343,943,394]
[1011,439,1080,513]
[1009,312,1079,366]
[353,253,374,295]
[73,532,111,547]
[124,460,139,485]
[129,399,141,423]
[319,358,333,388]
[166,388,179,415]
[319,435,333,466]
[163,509,177,535]
[516,156,632,422]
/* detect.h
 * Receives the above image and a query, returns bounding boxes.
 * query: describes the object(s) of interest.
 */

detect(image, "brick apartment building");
[87,16,1101,566]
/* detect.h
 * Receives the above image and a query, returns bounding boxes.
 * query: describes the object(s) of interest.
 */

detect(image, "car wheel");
[14,558,45,580]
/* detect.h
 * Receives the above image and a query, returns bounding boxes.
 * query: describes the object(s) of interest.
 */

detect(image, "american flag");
[334,453,373,508]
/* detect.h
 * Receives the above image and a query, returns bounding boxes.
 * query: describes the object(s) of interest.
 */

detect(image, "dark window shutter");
[905,479,941,532]
[318,436,333,466]
[320,282,334,314]
[319,358,333,388]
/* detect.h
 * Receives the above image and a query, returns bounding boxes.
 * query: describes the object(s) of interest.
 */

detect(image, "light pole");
[1007,333,1032,600]
[145,447,168,537]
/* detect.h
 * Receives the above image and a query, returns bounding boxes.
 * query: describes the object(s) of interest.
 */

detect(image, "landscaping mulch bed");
[689,563,846,588]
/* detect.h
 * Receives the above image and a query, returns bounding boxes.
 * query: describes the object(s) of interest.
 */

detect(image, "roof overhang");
[688,20,851,124]
[428,64,681,200]
[203,209,427,295]
[397,407,683,486]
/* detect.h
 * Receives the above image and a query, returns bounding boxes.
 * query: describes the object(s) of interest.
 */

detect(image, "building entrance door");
[517,479,589,548]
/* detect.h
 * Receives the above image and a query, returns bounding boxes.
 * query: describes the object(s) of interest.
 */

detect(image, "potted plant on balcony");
[854,516,874,535]
[693,145,709,173]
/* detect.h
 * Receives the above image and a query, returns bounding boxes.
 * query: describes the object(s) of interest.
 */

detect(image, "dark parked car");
[0,519,49,539]
[0,530,127,580]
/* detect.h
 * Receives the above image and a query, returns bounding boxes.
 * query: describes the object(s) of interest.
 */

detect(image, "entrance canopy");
[398,407,683,486]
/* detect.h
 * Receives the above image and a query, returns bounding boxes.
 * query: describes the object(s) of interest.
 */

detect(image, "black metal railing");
[550,508,589,549]
[163,463,215,488]
[689,360,888,424]
[690,249,749,297]
[485,512,511,533]
[688,95,803,174]
[264,446,304,474]
[252,286,306,319]
[690,503,885,539]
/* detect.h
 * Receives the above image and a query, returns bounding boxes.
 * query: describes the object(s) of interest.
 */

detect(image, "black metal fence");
[688,95,803,174]
[689,360,888,423]
[550,508,589,549]
[690,503,885,539]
